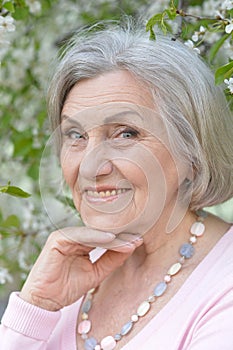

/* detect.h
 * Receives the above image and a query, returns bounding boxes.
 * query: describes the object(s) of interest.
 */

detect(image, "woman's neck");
[111,209,197,288]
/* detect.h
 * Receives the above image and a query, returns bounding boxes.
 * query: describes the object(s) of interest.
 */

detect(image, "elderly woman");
[1,20,233,350]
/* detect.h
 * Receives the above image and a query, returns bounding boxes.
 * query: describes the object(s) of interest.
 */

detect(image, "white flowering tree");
[0,0,232,299]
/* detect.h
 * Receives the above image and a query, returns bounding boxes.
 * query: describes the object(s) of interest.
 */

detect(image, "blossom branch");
[176,9,226,23]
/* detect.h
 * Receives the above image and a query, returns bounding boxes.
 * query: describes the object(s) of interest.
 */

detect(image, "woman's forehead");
[61,70,155,114]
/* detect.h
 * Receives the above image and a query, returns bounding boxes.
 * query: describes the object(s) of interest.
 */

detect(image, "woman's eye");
[69,131,83,139]
[63,130,85,140]
[117,128,139,139]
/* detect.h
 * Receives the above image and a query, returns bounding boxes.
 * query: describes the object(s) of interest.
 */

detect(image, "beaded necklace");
[78,210,207,350]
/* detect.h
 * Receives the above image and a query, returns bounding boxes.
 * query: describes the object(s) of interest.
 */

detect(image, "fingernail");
[104,232,116,240]
[134,236,143,242]
[116,244,135,252]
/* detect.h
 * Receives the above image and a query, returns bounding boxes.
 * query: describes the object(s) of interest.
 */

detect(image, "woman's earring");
[184,178,192,187]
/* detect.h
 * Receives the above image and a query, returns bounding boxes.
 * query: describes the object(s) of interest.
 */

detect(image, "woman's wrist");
[19,290,62,311]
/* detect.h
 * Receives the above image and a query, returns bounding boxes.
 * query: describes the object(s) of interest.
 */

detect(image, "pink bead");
[190,236,197,244]
[77,320,91,334]
[100,335,116,350]
[164,275,171,283]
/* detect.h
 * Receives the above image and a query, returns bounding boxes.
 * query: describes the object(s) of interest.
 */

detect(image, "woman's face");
[60,71,186,236]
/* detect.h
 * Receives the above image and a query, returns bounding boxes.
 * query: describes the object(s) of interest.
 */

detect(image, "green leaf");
[0,184,10,194]
[165,9,177,20]
[27,162,39,180]
[1,185,31,198]
[160,20,168,34]
[228,8,233,17]
[215,61,233,85]
[209,33,230,63]
[3,1,15,12]
[146,13,163,32]
[13,135,33,158]
[2,215,21,228]
[170,0,178,7]
[12,6,29,20]
[149,27,156,40]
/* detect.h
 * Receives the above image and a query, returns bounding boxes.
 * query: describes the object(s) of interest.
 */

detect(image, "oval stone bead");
[121,321,133,336]
[190,222,205,236]
[196,209,208,218]
[78,320,91,334]
[153,281,167,297]
[179,243,195,259]
[81,299,92,314]
[168,262,182,276]
[137,301,151,316]
[84,337,97,350]
[100,336,117,350]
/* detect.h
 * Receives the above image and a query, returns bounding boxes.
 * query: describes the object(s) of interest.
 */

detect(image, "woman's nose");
[79,140,113,180]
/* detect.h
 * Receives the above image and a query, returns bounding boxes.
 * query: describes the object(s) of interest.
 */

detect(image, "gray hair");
[47,19,233,210]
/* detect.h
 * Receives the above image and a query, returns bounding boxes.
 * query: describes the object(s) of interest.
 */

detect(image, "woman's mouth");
[84,188,130,203]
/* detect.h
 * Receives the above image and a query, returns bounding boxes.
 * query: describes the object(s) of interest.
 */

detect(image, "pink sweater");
[1,226,233,350]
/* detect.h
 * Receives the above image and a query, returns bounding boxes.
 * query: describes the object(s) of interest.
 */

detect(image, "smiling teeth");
[86,189,127,197]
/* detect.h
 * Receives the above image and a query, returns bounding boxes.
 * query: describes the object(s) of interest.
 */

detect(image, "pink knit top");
[1,226,233,350]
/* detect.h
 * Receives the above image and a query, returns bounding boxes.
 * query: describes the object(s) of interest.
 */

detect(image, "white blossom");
[225,20,233,33]
[191,33,199,42]
[0,15,15,33]
[0,267,13,285]
[25,0,42,14]
[192,26,206,42]
[215,10,225,20]
[224,78,233,93]
[184,40,200,54]
[221,0,233,10]
[199,26,206,33]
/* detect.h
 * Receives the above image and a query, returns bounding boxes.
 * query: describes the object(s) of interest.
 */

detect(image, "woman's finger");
[83,233,143,252]
[56,226,116,245]
[53,227,142,253]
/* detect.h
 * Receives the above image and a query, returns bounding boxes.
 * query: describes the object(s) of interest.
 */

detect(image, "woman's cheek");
[61,148,81,189]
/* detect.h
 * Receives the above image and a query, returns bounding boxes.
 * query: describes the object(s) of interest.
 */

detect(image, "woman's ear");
[165,165,194,234]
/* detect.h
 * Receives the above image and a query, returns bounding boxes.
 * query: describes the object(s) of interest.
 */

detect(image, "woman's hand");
[19,227,143,311]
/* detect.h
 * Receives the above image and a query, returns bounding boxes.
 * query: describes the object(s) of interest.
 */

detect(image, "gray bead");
[84,337,97,350]
[81,299,92,314]
[114,333,122,341]
[121,321,133,336]
[196,209,208,218]
[154,281,167,297]
[179,243,194,259]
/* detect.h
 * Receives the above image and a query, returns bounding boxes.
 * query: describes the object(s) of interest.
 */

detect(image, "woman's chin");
[81,212,151,237]
[81,214,130,234]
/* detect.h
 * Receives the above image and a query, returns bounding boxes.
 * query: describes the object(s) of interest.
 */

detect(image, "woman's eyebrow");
[103,110,143,124]
[60,114,83,129]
